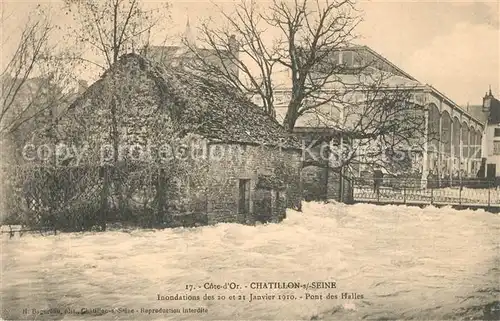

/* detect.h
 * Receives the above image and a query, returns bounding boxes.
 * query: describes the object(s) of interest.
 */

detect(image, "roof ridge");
[342,45,419,82]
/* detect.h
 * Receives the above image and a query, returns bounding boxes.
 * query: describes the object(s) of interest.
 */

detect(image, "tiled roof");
[461,104,488,125]
[321,68,422,89]
[69,53,300,150]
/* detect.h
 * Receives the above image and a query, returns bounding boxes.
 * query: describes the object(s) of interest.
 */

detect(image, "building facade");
[479,89,500,179]
[258,46,485,193]
[142,19,240,80]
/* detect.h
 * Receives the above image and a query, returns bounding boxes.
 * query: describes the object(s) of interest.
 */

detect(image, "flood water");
[1,201,499,320]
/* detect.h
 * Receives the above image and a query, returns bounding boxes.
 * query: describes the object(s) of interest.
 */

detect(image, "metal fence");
[352,177,500,209]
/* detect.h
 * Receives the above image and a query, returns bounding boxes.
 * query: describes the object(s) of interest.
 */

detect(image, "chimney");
[228,35,239,56]
[227,35,240,79]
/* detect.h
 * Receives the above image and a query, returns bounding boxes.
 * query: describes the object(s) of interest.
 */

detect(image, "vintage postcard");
[1,0,499,320]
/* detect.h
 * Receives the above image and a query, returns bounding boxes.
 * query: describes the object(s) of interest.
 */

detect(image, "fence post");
[488,182,491,211]
[403,186,406,204]
[459,180,462,205]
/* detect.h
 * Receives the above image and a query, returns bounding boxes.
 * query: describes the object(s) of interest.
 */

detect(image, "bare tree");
[0,13,52,136]
[63,0,171,70]
[0,8,83,168]
[186,0,432,182]
[62,0,172,160]
[185,0,361,127]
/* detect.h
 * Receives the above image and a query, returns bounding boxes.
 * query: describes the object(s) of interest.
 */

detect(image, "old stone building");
[62,53,301,226]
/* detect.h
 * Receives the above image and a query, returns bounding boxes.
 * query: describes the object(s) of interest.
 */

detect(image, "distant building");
[142,18,239,80]
[259,45,486,196]
[476,89,500,179]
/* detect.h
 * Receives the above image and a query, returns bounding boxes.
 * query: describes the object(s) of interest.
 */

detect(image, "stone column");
[438,112,443,187]
[459,119,463,184]
[421,107,429,189]
[466,130,471,177]
[450,120,454,185]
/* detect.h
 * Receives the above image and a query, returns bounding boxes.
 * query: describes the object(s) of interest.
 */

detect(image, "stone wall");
[302,165,327,201]
[203,143,302,224]
[299,134,352,203]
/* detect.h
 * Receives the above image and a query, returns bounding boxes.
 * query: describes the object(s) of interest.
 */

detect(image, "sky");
[1,0,499,106]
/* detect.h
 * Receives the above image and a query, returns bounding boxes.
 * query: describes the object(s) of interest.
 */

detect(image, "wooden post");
[487,183,491,211]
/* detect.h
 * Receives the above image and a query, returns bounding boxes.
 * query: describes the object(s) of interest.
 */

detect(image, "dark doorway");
[253,189,272,223]
[486,164,496,180]
[238,179,251,215]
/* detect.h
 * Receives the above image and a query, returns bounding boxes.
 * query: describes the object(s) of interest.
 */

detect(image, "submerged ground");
[1,202,499,320]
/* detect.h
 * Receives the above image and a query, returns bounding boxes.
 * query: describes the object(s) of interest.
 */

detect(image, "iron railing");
[352,177,500,209]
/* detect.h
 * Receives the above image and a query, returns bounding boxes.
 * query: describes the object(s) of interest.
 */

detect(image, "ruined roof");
[68,53,300,150]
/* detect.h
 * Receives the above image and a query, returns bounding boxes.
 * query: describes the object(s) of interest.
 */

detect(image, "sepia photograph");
[0,0,499,320]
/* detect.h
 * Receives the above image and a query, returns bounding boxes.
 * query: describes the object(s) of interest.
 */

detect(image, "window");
[494,128,500,137]
[333,52,341,65]
[342,51,353,66]
[238,179,251,214]
[493,142,500,155]
[353,51,363,67]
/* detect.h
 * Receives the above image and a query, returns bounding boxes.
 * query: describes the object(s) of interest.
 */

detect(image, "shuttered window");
[493,141,500,155]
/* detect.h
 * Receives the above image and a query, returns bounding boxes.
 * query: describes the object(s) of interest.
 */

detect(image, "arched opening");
[473,129,482,159]
[441,111,452,155]
[427,104,440,176]
[475,129,484,178]
[452,117,461,179]
[461,122,470,176]
[460,121,469,177]
[452,117,460,158]
[428,104,440,148]
[470,128,477,177]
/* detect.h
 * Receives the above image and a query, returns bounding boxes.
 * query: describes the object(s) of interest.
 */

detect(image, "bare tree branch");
[63,0,171,70]
[0,13,54,136]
